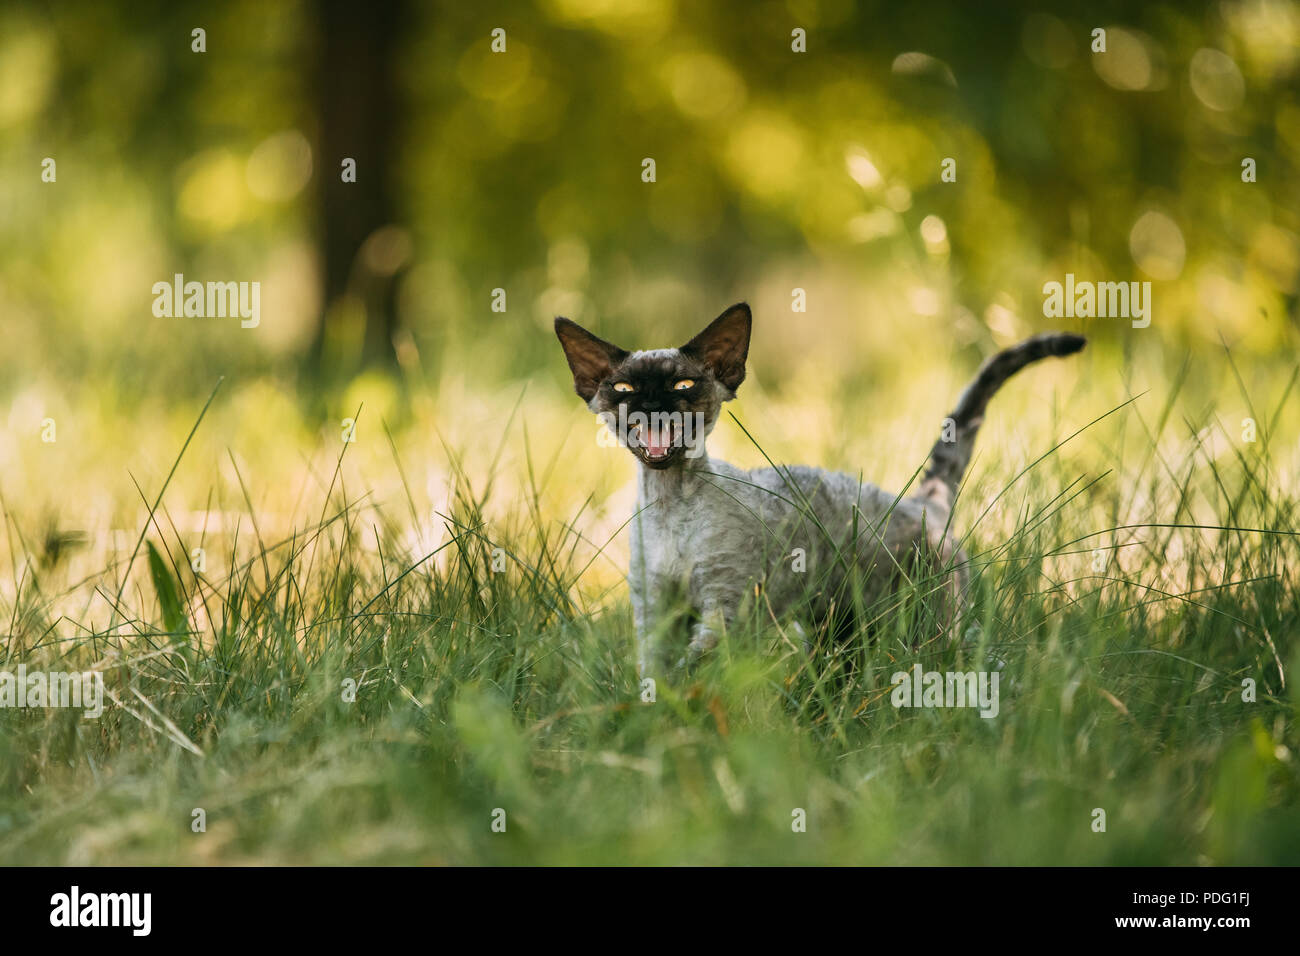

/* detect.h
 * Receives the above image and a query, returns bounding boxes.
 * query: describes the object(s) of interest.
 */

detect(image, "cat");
[555,303,1085,678]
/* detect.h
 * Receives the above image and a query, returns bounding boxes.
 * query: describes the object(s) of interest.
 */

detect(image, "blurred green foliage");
[2,0,1297,402]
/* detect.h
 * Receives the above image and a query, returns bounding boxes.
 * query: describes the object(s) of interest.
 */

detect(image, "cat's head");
[554,303,751,470]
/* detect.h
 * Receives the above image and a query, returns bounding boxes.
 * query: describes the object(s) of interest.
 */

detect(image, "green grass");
[1,367,1298,866]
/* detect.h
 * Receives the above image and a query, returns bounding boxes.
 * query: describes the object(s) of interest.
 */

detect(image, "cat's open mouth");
[628,422,683,468]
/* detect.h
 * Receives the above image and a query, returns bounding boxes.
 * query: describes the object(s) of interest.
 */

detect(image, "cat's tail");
[919,333,1086,504]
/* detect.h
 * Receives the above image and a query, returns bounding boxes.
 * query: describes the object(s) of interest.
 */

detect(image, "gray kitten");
[555,303,1084,678]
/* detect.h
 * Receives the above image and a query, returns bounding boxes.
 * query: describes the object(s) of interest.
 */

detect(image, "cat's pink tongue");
[646,426,672,456]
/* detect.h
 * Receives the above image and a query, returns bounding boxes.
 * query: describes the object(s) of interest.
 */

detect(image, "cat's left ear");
[681,302,751,395]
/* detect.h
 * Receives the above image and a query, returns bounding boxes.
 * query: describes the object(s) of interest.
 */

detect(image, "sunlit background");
[2,0,1298,622]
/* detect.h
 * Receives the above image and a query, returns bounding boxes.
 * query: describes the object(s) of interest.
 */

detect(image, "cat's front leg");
[629,574,659,680]
[679,577,744,667]
[628,516,661,680]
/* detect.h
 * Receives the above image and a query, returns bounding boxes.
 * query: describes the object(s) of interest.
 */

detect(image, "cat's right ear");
[554,318,629,403]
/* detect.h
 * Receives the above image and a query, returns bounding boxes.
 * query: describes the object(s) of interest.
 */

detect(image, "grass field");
[1,336,1298,865]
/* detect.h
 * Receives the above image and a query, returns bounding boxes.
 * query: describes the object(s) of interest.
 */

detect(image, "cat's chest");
[632,496,700,576]
[630,463,762,589]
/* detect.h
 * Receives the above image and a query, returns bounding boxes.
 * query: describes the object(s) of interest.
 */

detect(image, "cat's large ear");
[554,317,629,402]
[681,302,751,394]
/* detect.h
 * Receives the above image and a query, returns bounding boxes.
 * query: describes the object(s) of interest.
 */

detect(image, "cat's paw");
[685,627,719,661]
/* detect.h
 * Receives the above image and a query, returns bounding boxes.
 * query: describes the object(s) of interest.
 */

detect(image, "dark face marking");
[593,351,713,469]
[554,304,752,470]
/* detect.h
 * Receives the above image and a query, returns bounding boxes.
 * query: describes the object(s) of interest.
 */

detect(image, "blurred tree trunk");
[309,0,405,375]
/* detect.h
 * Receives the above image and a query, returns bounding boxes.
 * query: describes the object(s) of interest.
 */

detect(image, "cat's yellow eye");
[612,382,634,393]
[673,379,695,390]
